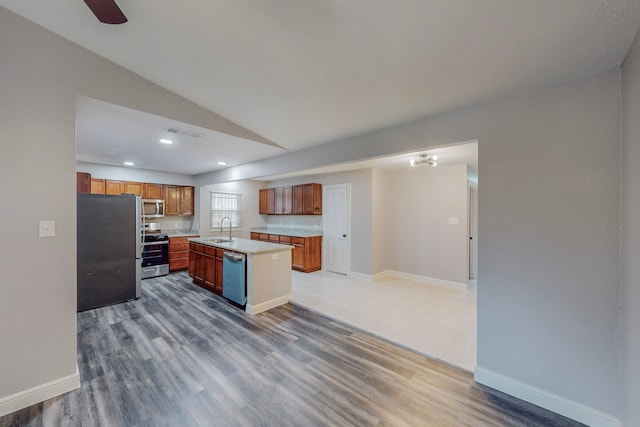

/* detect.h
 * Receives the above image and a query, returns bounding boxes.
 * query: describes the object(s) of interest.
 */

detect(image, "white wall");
[621,28,640,427]
[387,164,469,285]
[0,8,264,414]
[203,70,622,422]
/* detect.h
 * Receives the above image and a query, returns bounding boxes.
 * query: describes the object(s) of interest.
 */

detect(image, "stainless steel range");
[141,232,169,279]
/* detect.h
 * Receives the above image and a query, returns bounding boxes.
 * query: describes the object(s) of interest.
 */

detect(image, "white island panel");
[246,250,292,315]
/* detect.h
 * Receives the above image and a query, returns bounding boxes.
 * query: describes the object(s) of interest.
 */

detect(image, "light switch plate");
[448,217,459,225]
[39,220,56,237]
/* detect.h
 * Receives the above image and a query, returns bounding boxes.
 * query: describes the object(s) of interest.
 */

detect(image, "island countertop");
[188,236,293,254]
[250,226,322,238]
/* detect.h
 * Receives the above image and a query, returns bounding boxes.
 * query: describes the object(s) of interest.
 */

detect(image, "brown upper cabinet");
[302,183,322,215]
[165,185,194,216]
[265,188,275,214]
[104,180,143,195]
[105,180,125,195]
[90,178,105,194]
[274,187,292,214]
[77,172,91,194]
[260,183,321,215]
[124,182,143,196]
[143,183,164,199]
[281,186,292,214]
[180,186,194,216]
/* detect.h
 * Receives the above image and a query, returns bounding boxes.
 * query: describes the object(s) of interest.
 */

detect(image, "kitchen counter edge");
[188,237,293,255]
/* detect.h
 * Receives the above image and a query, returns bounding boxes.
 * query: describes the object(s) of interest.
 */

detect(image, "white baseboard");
[378,270,469,291]
[246,294,292,315]
[347,271,374,281]
[474,367,621,427]
[0,369,80,418]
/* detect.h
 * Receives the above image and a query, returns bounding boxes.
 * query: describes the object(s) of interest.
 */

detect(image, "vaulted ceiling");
[2,1,640,174]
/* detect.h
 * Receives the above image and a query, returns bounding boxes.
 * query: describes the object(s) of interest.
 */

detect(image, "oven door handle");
[143,241,169,246]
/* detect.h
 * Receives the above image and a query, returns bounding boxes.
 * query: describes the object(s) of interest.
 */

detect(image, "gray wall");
[204,70,622,418]
[388,163,469,284]
[371,168,392,274]
[0,8,263,407]
[1,4,632,422]
[621,28,640,427]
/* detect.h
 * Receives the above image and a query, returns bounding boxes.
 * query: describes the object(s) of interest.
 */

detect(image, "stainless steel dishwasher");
[222,251,246,305]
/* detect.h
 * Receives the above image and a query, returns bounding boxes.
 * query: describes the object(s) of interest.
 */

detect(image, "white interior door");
[324,184,350,275]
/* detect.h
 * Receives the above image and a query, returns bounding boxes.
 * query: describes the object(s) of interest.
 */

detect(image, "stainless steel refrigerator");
[77,193,142,312]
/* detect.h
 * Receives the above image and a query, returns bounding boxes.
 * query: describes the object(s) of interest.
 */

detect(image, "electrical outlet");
[39,220,56,237]
[271,254,279,260]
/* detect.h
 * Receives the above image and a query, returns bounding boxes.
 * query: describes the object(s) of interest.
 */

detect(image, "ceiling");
[257,141,479,183]
[2,1,640,175]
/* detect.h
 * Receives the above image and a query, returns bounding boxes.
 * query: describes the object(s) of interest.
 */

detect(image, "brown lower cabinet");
[188,242,237,295]
[250,232,321,273]
[169,236,197,272]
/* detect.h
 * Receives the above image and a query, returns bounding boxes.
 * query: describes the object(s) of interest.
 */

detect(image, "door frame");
[322,183,351,275]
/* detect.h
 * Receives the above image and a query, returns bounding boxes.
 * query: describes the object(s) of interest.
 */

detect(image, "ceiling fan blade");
[84,0,128,24]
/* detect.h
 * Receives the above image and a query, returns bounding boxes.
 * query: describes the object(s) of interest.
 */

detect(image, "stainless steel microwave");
[142,199,165,218]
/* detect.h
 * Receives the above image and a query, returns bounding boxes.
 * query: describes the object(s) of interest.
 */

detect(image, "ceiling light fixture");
[124,161,135,166]
[159,139,173,144]
[410,154,438,167]
[217,161,227,166]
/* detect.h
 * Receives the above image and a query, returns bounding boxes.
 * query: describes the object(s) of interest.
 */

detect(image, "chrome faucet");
[220,216,233,241]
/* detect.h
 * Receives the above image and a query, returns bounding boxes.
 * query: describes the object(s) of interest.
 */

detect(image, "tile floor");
[291,270,477,372]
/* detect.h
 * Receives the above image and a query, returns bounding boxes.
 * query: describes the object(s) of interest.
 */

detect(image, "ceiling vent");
[164,127,204,138]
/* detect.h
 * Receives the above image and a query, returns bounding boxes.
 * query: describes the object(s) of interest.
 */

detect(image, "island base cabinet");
[188,243,232,296]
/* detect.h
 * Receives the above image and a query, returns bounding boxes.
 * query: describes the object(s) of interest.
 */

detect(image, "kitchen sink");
[207,238,234,243]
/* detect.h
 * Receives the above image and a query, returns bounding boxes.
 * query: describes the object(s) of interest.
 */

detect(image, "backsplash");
[265,215,322,230]
[145,216,195,232]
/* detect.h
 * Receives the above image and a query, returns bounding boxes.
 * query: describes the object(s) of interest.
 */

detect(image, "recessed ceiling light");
[124,161,135,166]
[217,161,227,166]
[159,139,173,144]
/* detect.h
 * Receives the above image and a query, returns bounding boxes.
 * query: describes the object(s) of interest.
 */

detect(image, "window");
[210,192,242,231]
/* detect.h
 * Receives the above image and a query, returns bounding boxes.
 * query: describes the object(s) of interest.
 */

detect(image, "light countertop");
[250,226,322,238]
[188,237,293,255]
[164,230,200,238]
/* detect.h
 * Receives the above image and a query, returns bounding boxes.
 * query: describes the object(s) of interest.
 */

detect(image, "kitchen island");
[188,237,293,315]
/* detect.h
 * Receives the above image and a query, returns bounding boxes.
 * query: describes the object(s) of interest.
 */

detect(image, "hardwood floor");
[1,272,583,426]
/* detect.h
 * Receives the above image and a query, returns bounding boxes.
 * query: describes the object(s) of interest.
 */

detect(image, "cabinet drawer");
[169,242,189,252]
[169,250,189,260]
[292,237,305,245]
[204,246,216,256]
[170,258,189,270]
[250,232,260,240]
[215,248,225,258]
[279,235,291,244]
[259,233,269,241]
[268,234,280,243]
[169,237,190,245]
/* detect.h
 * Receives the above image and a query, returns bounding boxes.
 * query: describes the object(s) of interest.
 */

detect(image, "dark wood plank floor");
[1,272,584,427]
